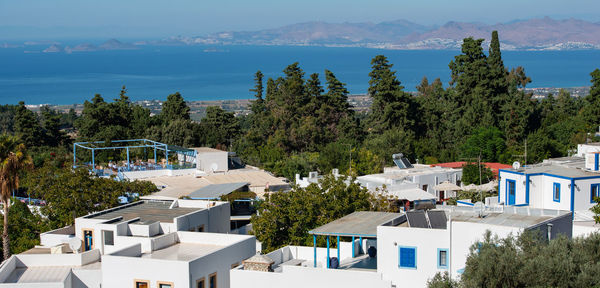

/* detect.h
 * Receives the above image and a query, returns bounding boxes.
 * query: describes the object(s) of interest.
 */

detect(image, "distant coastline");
[24,86,591,121]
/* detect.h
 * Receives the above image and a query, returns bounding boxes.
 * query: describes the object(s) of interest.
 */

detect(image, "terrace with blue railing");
[73,139,197,179]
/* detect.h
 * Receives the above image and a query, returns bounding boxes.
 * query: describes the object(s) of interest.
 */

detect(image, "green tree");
[251,175,382,252]
[367,55,415,132]
[461,163,494,185]
[24,165,157,228]
[161,92,190,123]
[0,200,45,256]
[199,106,240,149]
[0,135,31,260]
[427,272,458,288]
[461,127,506,163]
[14,102,43,148]
[581,69,600,131]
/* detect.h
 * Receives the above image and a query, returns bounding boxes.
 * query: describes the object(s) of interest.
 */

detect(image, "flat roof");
[502,164,600,179]
[140,243,223,261]
[309,211,404,238]
[86,201,200,224]
[188,182,248,199]
[5,266,72,283]
[442,206,571,228]
[194,147,226,153]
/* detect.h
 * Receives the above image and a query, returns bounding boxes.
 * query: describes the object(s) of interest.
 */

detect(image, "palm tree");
[0,135,31,260]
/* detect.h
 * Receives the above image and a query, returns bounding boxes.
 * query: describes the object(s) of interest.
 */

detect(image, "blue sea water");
[0,45,599,105]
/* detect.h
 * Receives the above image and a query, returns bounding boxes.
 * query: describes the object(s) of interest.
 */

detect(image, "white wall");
[377,226,449,287]
[102,254,190,288]
[102,233,255,288]
[198,152,228,172]
[188,234,256,288]
[376,221,521,287]
[498,171,527,205]
[231,265,391,288]
[574,178,600,211]
[122,168,196,180]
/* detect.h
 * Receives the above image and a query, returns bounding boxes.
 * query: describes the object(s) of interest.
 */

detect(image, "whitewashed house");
[231,207,571,288]
[498,143,600,214]
[0,199,256,288]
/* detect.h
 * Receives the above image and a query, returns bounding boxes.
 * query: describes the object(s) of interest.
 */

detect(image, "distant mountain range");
[183,17,600,50]
[10,17,600,52]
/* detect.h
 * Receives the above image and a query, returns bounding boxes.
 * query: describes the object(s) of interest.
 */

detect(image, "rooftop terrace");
[502,163,600,178]
[85,201,200,224]
[140,243,223,261]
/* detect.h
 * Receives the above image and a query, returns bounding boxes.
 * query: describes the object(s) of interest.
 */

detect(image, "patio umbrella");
[434,181,462,191]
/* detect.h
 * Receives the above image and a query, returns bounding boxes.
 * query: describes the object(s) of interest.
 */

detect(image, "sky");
[1,0,600,40]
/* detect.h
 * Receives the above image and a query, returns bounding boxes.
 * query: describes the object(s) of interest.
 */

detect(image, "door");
[83,229,94,251]
[507,180,516,205]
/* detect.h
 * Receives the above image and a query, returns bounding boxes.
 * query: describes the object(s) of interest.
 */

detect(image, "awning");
[387,188,436,201]
[309,211,404,238]
[434,181,462,191]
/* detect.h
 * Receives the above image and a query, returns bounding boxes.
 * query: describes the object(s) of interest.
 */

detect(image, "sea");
[1,45,599,105]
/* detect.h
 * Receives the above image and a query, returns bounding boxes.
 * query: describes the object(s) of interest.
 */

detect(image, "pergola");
[73,139,195,170]
[308,211,404,268]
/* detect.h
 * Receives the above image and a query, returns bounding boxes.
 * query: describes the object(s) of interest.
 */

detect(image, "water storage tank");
[329,257,339,269]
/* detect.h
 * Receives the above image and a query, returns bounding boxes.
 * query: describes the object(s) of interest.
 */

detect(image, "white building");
[231,207,571,288]
[357,164,462,201]
[195,147,229,173]
[0,199,257,288]
[498,143,600,214]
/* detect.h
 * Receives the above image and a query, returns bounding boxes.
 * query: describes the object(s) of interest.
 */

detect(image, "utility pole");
[513,139,528,168]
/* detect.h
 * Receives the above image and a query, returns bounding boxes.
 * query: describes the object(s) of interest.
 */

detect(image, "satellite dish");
[210,163,219,172]
[512,161,521,170]
[69,237,82,253]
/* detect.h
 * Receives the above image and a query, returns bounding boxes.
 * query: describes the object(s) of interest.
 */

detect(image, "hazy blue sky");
[1,0,600,39]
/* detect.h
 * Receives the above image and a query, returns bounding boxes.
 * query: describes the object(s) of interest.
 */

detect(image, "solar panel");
[427,210,448,229]
[392,153,414,169]
[406,211,429,228]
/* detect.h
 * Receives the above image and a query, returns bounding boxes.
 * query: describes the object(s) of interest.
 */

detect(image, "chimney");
[585,153,600,171]
[243,254,275,272]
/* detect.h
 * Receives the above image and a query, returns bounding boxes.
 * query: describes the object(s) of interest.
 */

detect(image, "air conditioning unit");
[309,171,318,179]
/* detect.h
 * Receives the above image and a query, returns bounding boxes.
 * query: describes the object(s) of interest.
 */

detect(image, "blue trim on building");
[456,200,474,206]
[553,182,560,202]
[591,184,600,204]
[437,248,449,269]
[506,179,516,205]
[514,203,529,207]
[525,175,530,205]
[398,246,417,269]
[570,179,575,217]
[498,169,600,181]
[596,153,599,171]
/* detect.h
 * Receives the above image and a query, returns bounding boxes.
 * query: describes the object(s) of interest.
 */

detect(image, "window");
[196,278,205,288]
[422,184,428,192]
[134,280,150,288]
[398,246,417,269]
[591,184,600,203]
[437,249,448,269]
[209,272,217,288]
[103,230,114,246]
[157,282,173,288]
[83,229,94,251]
[553,183,560,202]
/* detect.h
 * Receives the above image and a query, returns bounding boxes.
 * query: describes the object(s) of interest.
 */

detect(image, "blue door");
[84,230,93,251]
[507,180,516,205]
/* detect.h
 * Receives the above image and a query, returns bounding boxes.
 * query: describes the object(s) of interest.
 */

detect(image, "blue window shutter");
[399,247,417,268]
